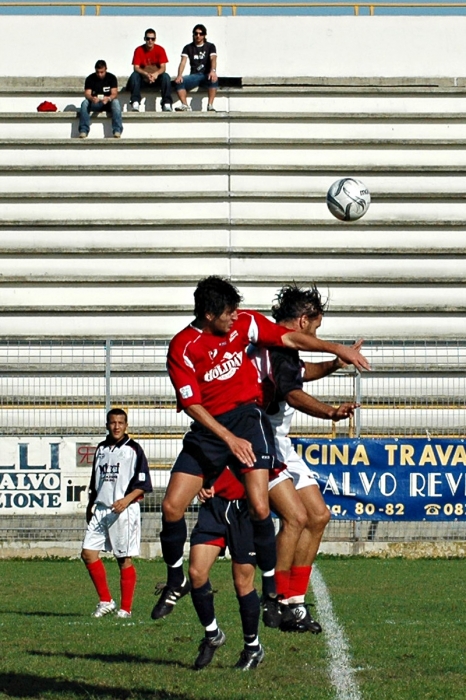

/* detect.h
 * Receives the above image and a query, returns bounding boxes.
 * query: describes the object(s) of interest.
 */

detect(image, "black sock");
[252,515,277,572]
[191,580,216,629]
[237,589,260,647]
[160,516,186,588]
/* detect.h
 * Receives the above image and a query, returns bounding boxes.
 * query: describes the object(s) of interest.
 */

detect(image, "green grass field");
[0,557,463,700]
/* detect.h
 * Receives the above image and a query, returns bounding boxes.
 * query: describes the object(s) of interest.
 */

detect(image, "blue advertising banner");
[291,437,466,521]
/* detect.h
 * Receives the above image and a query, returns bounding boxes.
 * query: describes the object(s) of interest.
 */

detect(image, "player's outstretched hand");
[334,339,366,371]
[336,341,370,371]
[225,435,256,468]
[332,402,360,422]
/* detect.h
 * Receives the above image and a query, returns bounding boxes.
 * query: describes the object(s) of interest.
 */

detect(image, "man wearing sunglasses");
[127,29,173,112]
[174,24,218,112]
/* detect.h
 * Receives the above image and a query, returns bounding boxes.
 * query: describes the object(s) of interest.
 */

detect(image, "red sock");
[288,566,312,598]
[120,565,137,613]
[86,560,112,602]
[274,569,291,598]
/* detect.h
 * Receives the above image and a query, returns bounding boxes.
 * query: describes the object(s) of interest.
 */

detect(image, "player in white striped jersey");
[81,408,152,619]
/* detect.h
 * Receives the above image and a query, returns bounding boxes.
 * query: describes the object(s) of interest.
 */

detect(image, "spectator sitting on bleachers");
[78,60,122,139]
[126,28,173,113]
[174,24,218,112]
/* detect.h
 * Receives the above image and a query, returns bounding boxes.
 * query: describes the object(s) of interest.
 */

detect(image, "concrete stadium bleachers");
[1,80,466,332]
[0,70,465,442]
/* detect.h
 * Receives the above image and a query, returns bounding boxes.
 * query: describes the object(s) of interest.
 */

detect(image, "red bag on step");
[37,101,58,112]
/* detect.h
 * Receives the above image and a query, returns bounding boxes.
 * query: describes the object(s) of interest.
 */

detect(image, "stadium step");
[0,82,464,343]
[5,110,466,140]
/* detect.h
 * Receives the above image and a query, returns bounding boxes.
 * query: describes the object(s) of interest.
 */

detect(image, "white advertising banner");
[0,437,103,515]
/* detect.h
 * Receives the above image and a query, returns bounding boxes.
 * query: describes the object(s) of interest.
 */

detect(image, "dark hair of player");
[271,283,327,323]
[94,60,107,70]
[193,276,242,320]
[106,407,128,423]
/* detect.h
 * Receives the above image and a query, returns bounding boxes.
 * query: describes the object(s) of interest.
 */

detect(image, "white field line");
[311,566,363,700]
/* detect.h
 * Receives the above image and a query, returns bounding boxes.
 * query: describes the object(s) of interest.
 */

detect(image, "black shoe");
[194,629,226,670]
[281,603,322,634]
[151,578,191,620]
[261,594,294,628]
[234,645,265,670]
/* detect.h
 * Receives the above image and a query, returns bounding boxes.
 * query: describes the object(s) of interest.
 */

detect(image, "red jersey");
[212,467,246,500]
[132,44,169,68]
[211,464,286,500]
[167,309,289,416]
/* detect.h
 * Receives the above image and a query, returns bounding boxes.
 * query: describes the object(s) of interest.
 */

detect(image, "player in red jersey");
[151,276,370,620]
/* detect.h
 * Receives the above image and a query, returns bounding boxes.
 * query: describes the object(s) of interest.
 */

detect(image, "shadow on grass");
[0,610,84,618]
[0,671,211,699]
[29,649,193,669]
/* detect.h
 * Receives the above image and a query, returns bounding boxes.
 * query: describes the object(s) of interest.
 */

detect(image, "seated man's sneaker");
[113,132,121,139]
[207,104,216,112]
[131,101,140,112]
[175,104,192,111]
[78,132,88,139]
[92,599,116,618]
[194,629,226,670]
[234,645,265,671]
[151,578,191,619]
[162,103,173,112]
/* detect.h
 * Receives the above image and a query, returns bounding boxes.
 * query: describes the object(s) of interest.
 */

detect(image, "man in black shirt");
[174,24,218,112]
[79,60,123,139]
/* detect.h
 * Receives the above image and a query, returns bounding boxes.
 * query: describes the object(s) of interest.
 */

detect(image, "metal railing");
[0,337,465,548]
[2,2,466,15]
[1,338,465,440]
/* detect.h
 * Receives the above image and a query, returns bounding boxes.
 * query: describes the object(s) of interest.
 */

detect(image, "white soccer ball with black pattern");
[326,177,371,221]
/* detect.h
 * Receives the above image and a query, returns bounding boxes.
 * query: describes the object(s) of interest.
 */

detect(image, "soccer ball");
[326,177,371,221]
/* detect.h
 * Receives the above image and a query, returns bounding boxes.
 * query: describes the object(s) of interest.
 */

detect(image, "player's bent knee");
[248,503,270,521]
[307,506,331,532]
[117,556,133,569]
[234,582,254,598]
[247,493,271,521]
[188,566,208,589]
[162,498,185,522]
[81,548,99,565]
[279,504,307,531]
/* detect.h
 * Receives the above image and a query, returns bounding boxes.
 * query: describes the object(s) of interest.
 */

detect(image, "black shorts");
[172,403,277,480]
[190,496,256,566]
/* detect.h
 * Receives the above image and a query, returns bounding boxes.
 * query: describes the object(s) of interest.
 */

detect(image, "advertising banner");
[292,437,466,521]
[0,437,100,515]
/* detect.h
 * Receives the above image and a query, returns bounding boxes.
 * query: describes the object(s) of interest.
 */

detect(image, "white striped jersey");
[89,435,152,507]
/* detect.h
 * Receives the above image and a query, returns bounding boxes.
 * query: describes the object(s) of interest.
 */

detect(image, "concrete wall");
[2,15,466,78]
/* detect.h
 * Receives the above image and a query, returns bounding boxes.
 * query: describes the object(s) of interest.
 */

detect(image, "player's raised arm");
[282,332,370,372]
[302,339,364,381]
[286,388,358,421]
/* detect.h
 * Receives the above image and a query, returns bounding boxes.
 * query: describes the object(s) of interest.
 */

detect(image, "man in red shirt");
[126,28,173,112]
[151,276,370,620]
